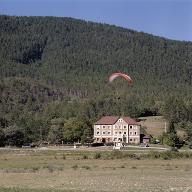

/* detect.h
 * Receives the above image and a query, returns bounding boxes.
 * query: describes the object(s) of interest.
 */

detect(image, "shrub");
[46,165,54,173]
[72,165,78,170]
[91,142,104,147]
[111,150,123,159]
[32,167,39,172]
[148,151,161,159]
[82,154,88,159]
[189,142,192,149]
[94,152,101,159]
[62,154,66,159]
[160,151,172,160]
[170,147,178,152]
[82,165,91,170]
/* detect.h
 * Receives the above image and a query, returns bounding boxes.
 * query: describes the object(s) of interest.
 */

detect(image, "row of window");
[129,138,138,142]
[113,138,138,142]
[96,137,138,142]
[97,131,111,135]
[96,131,137,135]
[96,125,133,129]
[114,131,137,135]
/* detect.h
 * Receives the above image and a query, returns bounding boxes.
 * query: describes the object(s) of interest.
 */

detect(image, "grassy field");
[0,148,192,192]
[139,116,168,137]
[139,116,187,140]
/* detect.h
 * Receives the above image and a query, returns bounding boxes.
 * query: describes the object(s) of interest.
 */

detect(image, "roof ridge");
[94,116,139,125]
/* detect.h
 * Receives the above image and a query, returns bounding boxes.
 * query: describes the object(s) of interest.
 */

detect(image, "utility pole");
[164,122,167,133]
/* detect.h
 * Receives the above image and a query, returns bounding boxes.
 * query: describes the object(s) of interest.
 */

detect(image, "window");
[119,132,122,134]
[97,138,99,141]
[130,132,132,135]
[97,127,100,130]
[135,132,137,135]
[97,132,100,135]
[103,126,105,128]
[115,132,117,134]
[124,126,126,129]
[119,126,121,129]
[129,125,133,129]
[124,132,126,135]
[108,131,111,135]
[130,138,132,142]
[103,132,105,135]
[108,126,111,129]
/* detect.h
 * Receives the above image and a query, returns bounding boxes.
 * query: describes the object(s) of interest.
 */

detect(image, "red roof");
[123,117,139,125]
[94,116,119,125]
[94,116,139,125]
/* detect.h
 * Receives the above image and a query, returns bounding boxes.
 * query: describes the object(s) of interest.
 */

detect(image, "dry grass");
[139,116,167,137]
[0,149,192,192]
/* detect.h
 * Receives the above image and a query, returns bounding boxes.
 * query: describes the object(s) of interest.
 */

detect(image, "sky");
[0,0,192,41]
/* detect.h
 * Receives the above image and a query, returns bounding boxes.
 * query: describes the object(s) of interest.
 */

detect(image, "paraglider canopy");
[108,72,133,85]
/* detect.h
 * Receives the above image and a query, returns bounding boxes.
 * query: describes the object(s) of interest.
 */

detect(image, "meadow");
[0,148,192,192]
[139,116,167,137]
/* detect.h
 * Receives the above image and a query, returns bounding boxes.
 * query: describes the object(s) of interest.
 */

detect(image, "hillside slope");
[0,16,192,93]
[0,15,192,145]
[0,15,192,118]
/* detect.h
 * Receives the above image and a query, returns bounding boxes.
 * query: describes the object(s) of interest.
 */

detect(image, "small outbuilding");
[142,135,151,144]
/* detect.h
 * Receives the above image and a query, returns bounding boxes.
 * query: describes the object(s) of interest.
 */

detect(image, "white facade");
[94,117,140,144]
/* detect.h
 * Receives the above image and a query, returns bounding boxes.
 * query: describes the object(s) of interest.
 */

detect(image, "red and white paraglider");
[108,72,133,85]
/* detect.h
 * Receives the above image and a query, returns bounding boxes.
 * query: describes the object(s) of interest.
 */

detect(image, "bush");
[82,165,91,170]
[82,154,88,159]
[0,129,5,147]
[148,151,161,159]
[189,142,192,149]
[46,165,54,173]
[91,143,104,147]
[72,165,78,170]
[110,150,123,159]
[170,147,178,152]
[94,152,101,159]
[62,154,66,159]
[160,151,172,160]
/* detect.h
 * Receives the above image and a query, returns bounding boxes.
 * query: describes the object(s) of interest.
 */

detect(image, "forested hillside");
[0,15,192,146]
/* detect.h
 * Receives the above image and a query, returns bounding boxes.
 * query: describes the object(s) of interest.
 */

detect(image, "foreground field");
[0,149,192,192]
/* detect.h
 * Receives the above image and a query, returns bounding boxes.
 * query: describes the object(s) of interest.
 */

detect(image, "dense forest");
[0,15,192,146]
